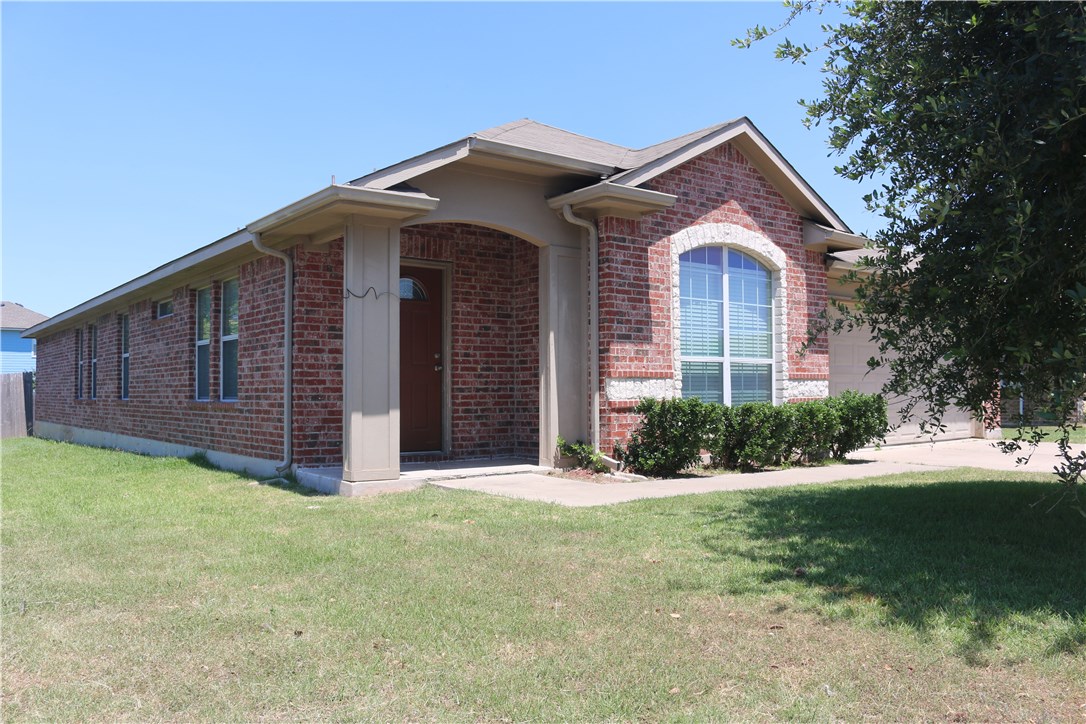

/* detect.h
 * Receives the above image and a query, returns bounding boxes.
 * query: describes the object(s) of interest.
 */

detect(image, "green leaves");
[751,0,1086,500]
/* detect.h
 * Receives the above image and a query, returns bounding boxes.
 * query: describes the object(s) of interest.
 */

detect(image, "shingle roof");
[0,301,49,330]
[470,118,735,171]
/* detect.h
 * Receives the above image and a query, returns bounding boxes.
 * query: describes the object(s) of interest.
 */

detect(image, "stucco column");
[342,216,401,484]
[538,244,587,466]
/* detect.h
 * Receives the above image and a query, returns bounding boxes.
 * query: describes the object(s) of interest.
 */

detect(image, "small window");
[220,279,239,401]
[399,277,428,301]
[156,299,174,319]
[30,339,36,359]
[75,329,84,399]
[89,325,98,400]
[195,287,211,401]
[120,314,130,400]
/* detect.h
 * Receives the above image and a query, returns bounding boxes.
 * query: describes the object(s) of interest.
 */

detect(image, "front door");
[400,265,444,452]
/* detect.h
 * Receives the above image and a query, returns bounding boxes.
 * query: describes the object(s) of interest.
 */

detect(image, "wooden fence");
[0,372,34,439]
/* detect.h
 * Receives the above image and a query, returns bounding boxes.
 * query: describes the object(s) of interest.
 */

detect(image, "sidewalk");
[432,438,1077,507]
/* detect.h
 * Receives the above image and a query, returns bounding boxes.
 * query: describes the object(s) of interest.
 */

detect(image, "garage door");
[829,324,975,445]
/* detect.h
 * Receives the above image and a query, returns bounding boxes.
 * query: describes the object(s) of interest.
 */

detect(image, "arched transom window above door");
[399,277,429,301]
[679,246,775,405]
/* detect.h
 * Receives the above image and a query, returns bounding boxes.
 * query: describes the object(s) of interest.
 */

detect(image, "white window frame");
[89,324,98,400]
[220,278,238,402]
[120,314,130,400]
[75,328,84,399]
[195,287,211,401]
[678,246,776,405]
[156,299,174,319]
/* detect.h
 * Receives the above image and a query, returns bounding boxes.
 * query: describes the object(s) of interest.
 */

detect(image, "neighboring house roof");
[24,117,856,339]
[0,301,49,331]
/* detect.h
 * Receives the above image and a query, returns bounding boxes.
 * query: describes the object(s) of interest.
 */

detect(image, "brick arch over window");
[669,222,789,404]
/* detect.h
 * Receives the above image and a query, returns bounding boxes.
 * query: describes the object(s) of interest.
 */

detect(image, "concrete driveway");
[848,437,1083,474]
[432,438,1078,508]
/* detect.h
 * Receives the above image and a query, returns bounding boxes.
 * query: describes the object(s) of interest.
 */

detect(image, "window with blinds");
[679,247,774,405]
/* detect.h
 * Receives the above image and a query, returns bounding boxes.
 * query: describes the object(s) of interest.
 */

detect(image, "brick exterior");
[35,258,286,462]
[596,142,832,452]
[401,223,539,460]
[292,241,345,467]
[33,140,836,470]
[36,225,540,469]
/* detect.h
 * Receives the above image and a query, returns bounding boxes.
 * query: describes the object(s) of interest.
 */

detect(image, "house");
[1,302,49,374]
[23,118,990,493]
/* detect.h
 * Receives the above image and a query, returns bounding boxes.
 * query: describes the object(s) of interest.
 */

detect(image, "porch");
[296,457,548,497]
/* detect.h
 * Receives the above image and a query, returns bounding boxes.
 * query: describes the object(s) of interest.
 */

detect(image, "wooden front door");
[400,265,444,452]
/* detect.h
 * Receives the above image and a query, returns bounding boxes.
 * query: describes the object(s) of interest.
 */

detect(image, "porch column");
[342,216,401,484]
[538,243,587,466]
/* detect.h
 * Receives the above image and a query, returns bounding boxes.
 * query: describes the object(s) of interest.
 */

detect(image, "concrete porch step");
[295,457,548,497]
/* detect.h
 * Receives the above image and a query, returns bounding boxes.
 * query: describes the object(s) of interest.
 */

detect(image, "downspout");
[250,231,294,477]
[560,205,601,453]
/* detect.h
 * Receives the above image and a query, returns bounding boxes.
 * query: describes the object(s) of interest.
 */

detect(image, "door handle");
[434,364,443,372]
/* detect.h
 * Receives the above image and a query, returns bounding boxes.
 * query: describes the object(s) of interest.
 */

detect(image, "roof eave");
[547,182,677,220]
[26,186,440,339]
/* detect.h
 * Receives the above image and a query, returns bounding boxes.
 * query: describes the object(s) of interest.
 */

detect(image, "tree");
[740,1,1086,511]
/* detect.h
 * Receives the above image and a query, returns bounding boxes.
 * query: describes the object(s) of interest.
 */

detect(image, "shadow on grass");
[183,453,323,497]
[696,478,1086,660]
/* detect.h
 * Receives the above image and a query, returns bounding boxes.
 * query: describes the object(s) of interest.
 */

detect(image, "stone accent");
[783,378,830,400]
[604,376,676,402]
[668,222,789,404]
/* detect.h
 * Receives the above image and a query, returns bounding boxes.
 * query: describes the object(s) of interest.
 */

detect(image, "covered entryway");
[400,265,444,452]
[829,322,975,444]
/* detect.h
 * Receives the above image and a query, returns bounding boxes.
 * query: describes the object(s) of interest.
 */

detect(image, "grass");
[3,438,1084,721]
[1002,425,1086,444]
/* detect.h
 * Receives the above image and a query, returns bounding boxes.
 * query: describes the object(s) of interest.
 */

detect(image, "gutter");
[249,231,294,477]
[560,205,601,453]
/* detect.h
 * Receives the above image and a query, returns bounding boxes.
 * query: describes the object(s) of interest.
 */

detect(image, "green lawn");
[3,438,1084,721]
[1002,425,1086,444]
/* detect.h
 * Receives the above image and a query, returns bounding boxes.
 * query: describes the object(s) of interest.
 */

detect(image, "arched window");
[399,277,429,301]
[679,247,774,405]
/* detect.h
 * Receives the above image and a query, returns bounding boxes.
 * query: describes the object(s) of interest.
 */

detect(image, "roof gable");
[352,117,850,232]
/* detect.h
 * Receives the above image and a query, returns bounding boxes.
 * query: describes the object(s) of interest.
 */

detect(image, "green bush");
[787,399,840,464]
[828,390,888,458]
[557,436,610,473]
[619,392,889,477]
[710,402,794,470]
[617,397,717,478]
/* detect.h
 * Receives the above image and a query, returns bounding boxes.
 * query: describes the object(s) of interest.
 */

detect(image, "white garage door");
[829,324,975,445]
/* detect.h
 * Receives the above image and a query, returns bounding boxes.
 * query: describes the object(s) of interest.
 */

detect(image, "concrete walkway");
[432,438,1080,508]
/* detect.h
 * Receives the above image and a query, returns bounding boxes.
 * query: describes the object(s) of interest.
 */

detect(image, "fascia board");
[804,220,869,251]
[23,229,254,339]
[26,186,441,339]
[353,141,471,190]
[467,138,617,177]
[547,182,677,218]
[247,184,439,233]
[612,118,852,234]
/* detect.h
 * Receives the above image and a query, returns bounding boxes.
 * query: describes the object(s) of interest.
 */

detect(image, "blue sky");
[2,1,879,318]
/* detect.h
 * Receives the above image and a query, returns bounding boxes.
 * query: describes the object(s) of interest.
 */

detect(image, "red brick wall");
[291,241,345,467]
[401,223,539,460]
[35,256,286,462]
[597,142,832,452]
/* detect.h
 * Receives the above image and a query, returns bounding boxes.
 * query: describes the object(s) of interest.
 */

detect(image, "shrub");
[557,436,610,473]
[710,402,795,470]
[618,397,717,478]
[787,399,840,464]
[828,391,888,458]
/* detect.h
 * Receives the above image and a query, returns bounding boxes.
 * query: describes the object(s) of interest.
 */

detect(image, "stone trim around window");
[669,222,788,404]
